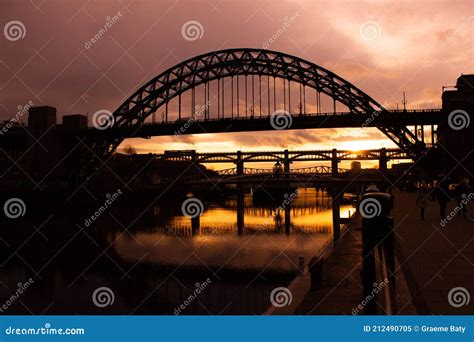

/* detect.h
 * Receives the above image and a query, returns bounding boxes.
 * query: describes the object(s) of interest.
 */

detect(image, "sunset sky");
[1,0,473,162]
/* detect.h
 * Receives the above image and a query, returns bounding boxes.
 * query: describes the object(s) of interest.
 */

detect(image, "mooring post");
[360,191,395,314]
[383,215,396,314]
[362,214,377,314]
[308,256,324,290]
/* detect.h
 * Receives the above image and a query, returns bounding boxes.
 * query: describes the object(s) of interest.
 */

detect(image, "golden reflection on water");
[168,204,353,234]
[112,188,355,272]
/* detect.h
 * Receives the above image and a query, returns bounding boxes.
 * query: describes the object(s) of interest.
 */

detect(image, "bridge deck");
[80,109,441,138]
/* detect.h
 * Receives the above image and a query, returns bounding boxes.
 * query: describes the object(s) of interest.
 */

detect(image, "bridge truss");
[91,49,427,161]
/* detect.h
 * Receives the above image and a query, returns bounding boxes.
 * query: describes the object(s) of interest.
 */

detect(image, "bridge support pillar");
[237,189,244,235]
[284,149,290,173]
[235,151,245,234]
[236,151,244,175]
[379,148,388,174]
[191,215,200,235]
[331,149,339,177]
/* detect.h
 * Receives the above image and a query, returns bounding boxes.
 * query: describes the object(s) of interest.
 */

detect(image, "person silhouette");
[433,174,451,219]
[416,182,428,221]
[454,178,471,217]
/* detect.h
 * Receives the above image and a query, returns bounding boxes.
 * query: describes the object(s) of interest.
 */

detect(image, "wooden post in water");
[284,203,291,235]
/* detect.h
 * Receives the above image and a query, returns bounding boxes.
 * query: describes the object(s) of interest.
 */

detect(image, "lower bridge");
[215,165,349,176]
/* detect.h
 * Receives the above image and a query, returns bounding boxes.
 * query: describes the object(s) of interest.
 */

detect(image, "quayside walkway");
[294,190,473,315]
[392,191,473,314]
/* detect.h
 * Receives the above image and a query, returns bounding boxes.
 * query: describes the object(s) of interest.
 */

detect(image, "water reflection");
[114,189,352,271]
[0,188,353,315]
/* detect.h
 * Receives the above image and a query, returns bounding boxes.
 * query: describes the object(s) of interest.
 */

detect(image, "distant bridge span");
[128,147,411,177]
[156,148,412,164]
[215,165,350,176]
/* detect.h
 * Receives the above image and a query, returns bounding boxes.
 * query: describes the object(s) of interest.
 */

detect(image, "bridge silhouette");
[80,48,441,164]
[214,166,349,176]
[134,148,408,189]
[139,147,411,175]
[1,48,448,181]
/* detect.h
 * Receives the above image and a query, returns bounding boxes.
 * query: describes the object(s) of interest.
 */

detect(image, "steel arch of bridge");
[106,48,423,157]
